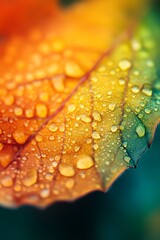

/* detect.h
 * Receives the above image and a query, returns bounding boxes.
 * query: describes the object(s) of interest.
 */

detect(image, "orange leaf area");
[0,0,152,207]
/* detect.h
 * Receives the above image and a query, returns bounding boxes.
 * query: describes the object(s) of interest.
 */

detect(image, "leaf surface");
[0,0,159,207]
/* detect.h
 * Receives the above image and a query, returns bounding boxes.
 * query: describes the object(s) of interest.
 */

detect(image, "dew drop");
[92,111,102,122]
[13,129,28,144]
[119,60,131,71]
[111,126,118,133]
[48,123,58,132]
[22,168,37,187]
[14,107,23,116]
[92,131,100,139]
[65,179,75,189]
[119,78,125,85]
[0,153,12,167]
[74,146,80,152]
[108,103,116,111]
[51,76,64,92]
[76,154,94,169]
[131,39,141,51]
[81,115,91,123]
[45,173,53,181]
[36,104,48,118]
[40,188,50,198]
[4,96,14,106]
[142,85,152,96]
[59,164,75,177]
[25,109,34,118]
[68,104,76,113]
[135,124,145,137]
[65,61,84,77]
[144,108,151,114]
[35,135,43,142]
[131,85,140,94]
[124,156,131,163]
[1,176,13,187]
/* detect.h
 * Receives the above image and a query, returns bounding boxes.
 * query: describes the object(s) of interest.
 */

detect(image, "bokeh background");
[0,0,160,240]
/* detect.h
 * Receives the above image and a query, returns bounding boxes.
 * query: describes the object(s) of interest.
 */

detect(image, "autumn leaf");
[0,0,159,207]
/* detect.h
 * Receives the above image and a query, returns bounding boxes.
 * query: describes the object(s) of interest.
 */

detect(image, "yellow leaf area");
[0,0,158,207]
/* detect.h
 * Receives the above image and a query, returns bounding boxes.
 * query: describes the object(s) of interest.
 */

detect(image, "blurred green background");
[1,1,160,240]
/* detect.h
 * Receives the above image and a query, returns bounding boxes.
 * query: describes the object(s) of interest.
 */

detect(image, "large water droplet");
[76,154,94,169]
[59,164,75,177]
[135,123,145,137]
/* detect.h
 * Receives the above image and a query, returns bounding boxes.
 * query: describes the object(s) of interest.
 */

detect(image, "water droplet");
[68,104,76,113]
[131,39,141,51]
[0,152,12,167]
[59,164,75,177]
[92,131,100,139]
[111,126,118,133]
[13,129,28,144]
[14,107,23,116]
[1,176,13,187]
[142,85,152,96]
[65,61,84,77]
[45,173,53,181]
[22,168,37,187]
[65,179,75,189]
[48,123,58,132]
[124,156,131,163]
[36,104,48,118]
[144,108,151,114]
[81,115,91,123]
[74,146,80,152]
[40,188,50,198]
[4,96,14,106]
[119,60,131,71]
[39,92,49,102]
[77,155,94,169]
[92,111,102,122]
[25,109,34,118]
[131,85,140,93]
[135,124,145,137]
[119,78,125,85]
[108,103,116,111]
[51,76,64,92]
[35,135,43,142]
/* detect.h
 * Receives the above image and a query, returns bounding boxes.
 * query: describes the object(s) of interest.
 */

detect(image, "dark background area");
[0,0,160,240]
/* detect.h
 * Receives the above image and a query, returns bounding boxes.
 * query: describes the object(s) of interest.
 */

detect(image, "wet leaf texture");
[0,0,159,207]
